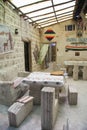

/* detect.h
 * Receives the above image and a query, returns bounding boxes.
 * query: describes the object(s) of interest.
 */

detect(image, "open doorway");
[50,42,56,62]
[24,42,32,72]
[47,42,56,62]
[44,42,56,68]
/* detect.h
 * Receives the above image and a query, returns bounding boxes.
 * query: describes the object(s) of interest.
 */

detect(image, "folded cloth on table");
[50,71,64,76]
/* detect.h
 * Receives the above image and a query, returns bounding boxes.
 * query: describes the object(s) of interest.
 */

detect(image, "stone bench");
[0,77,29,106]
[8,96,34,127]
[41,87,58,130]
[28,82,61,105]
[68,86,78,105]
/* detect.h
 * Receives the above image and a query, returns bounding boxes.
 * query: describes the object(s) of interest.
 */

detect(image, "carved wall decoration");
[0,24,14,54]
[33,44,39,63]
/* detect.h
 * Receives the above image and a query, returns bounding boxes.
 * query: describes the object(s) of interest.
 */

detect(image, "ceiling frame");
[6,0,81,28]
[21,0,75,15]
[37,13,73,25]
[29,5,74,19]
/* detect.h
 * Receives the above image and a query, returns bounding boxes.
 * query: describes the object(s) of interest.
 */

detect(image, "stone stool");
[68,86,78,105]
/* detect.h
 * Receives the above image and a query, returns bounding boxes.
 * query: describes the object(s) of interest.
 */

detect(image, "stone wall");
[0,0,41,81]
[0,0,87,81]
[41,20,87,67]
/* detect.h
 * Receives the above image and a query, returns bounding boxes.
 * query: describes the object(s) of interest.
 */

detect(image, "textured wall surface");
[41,20,87,67]
[0,1,41,80]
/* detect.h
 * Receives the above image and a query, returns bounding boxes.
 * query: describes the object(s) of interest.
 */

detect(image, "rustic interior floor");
[0,76,87,130]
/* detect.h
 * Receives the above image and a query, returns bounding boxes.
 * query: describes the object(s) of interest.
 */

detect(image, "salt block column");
[41,87,56,130]
[68,86,78,105]
[83,66,87,80]
[73,65,79,80]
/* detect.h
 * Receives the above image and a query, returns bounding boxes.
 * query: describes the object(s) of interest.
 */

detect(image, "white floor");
[0,77,87,130]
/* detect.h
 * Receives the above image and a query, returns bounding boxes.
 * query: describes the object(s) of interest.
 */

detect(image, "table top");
[23,72,65,87]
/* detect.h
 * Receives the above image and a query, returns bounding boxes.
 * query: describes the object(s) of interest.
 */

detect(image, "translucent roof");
[9,0,76,28]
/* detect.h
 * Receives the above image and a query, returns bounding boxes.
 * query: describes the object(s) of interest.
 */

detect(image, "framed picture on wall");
[0,24,14,54]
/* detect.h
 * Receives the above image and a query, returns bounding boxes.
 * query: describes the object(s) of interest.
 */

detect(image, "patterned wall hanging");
[65,42,87,52]
[44,29,55,41]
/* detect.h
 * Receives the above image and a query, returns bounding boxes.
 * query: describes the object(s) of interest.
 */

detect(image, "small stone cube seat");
[68,86,78,105]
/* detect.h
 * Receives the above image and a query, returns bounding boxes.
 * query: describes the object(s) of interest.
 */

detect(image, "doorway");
[47,42,56,62]
[24,42,32,72]
[44,42,56,68]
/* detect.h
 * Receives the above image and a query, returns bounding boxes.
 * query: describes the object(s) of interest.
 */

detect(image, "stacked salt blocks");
[41,87,58,130]
[29,82,43,105]
[73,65,79,80]
[83,66,87,80]
[8,96,34,127]
[68,86,78,105]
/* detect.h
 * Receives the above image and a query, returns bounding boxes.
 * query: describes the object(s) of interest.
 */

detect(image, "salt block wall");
[0,0,41,81]
[0,0,87,81]
[41,20,87,67]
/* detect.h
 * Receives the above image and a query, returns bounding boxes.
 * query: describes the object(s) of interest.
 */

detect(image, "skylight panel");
[57,14,73,20]
[40,19,57,26]
[29,12,54,19]
[58,17,72,22]
[29,13,54,21]
[20,1,52,14]
[53,0,74,5]
[36,17,56,23]
[10,0,76,28]
[56,11,73,17]
[26,7,53,16]
[56,7,74,15]
[11,0,43,8]
[54,1,75,11]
